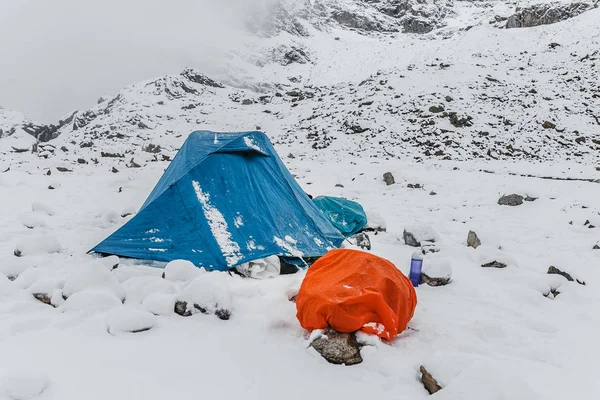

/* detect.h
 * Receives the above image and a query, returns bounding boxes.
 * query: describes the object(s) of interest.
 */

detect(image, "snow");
[142,293,176,316]
[14,235,61,257]
[422,258,453,279]
[31,202,55,217]
[106,306,156,334]
[176,273,232,315]
[0,371,50,400]
[0,3,599,399]
[191,180,242,267]
[62,262,125,301]
[60,289,123,313]
[162,259,203,282]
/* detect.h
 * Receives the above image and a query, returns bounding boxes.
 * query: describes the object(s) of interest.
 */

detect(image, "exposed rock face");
[506,2,596,28]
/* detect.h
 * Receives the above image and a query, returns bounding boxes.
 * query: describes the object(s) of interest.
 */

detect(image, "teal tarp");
[312,196,367,237]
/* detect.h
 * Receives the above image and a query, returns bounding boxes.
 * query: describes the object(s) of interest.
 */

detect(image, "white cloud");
[0,0,266,122]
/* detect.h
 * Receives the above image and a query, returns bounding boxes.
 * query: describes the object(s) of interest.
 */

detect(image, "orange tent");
[295,249,417,340]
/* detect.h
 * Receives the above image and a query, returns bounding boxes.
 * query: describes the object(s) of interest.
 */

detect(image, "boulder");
[403,230,421,247]
[383,172,395,185]
[498,194,524,206]
[310,330,363,365]
[403,227,438,247]
[420,259,452,287]
[467,230,481,249]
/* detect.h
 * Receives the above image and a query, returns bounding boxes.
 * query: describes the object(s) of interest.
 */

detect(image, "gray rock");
[429,105,445,113]
[403,230,421,247]
[420,273,450,287]
[498,194,524,206]
[127,158,142,168]
[481,261,507,268]
[524,195,538,202]
[174,300,231,320]
[310,330,363,365]
[383,172,395,185]
[420,366,442,394]
[354,232,371,250]
[594,244,600,250]
[548,266,586,285]
[506,3,595,29]
[174,301,192,317]
[467,230,481,249]
[142,143,162,153]
[33,293,53,306]
[542,121,556,129]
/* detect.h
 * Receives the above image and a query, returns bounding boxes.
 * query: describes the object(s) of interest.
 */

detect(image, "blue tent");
[91,131,345,271]
[312,196,368,237]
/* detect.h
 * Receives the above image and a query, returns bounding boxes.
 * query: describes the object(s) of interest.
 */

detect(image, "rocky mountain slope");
[1,1,599,170]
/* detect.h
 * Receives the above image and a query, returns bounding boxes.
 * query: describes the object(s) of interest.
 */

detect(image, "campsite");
[1,1,600,399]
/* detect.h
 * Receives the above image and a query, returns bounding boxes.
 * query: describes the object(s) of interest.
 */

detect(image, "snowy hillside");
[0,1,599,399]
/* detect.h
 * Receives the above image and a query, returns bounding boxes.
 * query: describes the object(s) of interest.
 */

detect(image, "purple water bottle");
[409,251,423,287]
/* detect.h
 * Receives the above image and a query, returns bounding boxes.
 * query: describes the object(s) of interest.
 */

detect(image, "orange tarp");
[295,249,417,340]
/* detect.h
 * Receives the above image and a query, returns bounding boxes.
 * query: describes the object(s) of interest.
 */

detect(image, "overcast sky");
[0,0,260,123]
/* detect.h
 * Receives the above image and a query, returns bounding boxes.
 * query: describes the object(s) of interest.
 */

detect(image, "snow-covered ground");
[1,1,599,399]
[1,155,599,399]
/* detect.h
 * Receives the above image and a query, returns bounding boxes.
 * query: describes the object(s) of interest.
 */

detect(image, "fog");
[0,0,266,122]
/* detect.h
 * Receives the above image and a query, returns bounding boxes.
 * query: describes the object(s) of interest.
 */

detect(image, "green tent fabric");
[312,196,368,237]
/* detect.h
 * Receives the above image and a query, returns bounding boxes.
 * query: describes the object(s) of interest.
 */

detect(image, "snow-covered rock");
[122,276,176,304]
[14,235,61,257]
[0,274,18,299]
[31,201,55,216]
[60,289,122,313]
[142,293,176,316]
[421,258,452,286]
[0,259,29,280]
[62,262,125,301]
[163,259,204,282]
[0,371,50,400]
[106,307,156,334]
[19,213,48,230]
[98,255,120,271]
[403,226,439,247]
[176,273,232,319]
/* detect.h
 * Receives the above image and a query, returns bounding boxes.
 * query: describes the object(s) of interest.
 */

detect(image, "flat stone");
[420,366,442,394]
[310,330,362,366]
[481,261,507,268]
[420,273,450,287]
